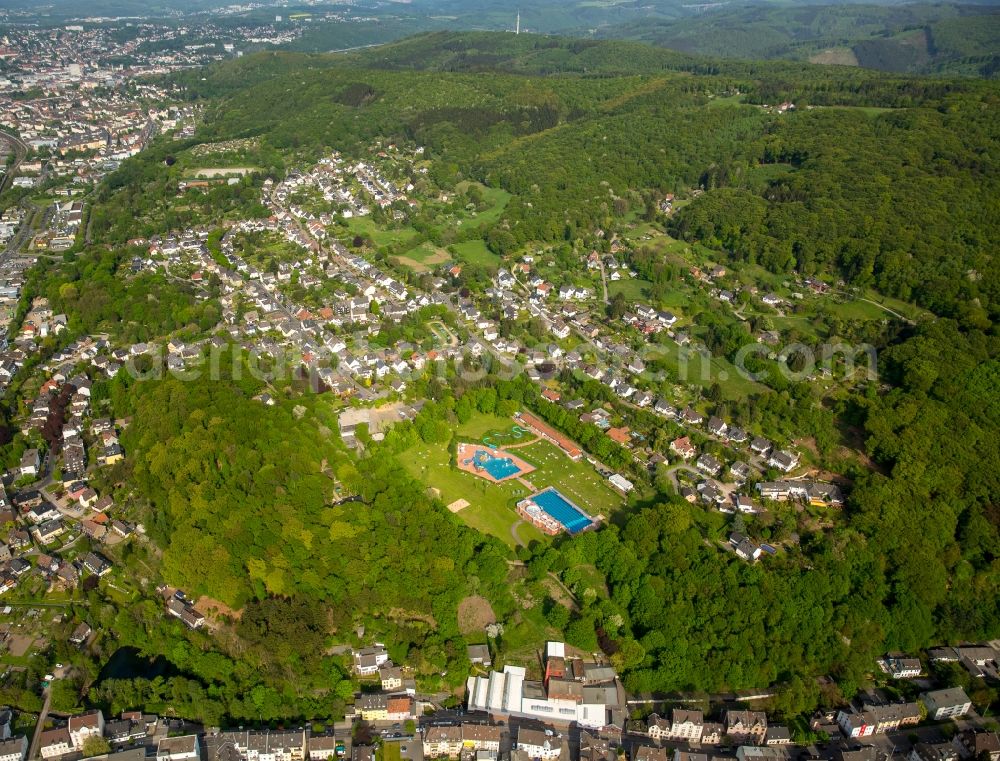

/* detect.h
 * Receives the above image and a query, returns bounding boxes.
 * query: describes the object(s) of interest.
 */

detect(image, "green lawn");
[457,412,525,440]
[608,277,650,301]
[513,439,625,517]
[344,217,421,248]
[400,437,544,548]
[824,299,888,321]
[707,94,747,108]
[861,289,931,322]
[451,239,500,267]
[377,742,401,761]
[455,182,511,226]
[401,411,623,546]
[648,342,767,400]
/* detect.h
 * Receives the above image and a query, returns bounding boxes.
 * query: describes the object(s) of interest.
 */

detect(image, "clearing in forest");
[457,595,496,634]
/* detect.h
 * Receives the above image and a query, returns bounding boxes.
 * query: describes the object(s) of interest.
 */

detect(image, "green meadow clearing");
[400,413,624,546]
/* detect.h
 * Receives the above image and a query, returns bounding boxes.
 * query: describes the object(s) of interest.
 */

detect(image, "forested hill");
[172,35,1000,325]
[599,3,1000,78]
[41,30,998,720]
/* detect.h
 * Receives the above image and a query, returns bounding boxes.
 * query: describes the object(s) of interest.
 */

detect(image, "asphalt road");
[0,130,28,196]
[27,684,52,760]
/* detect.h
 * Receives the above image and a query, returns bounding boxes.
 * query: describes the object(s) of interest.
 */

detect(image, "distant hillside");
[599,3,1000,77]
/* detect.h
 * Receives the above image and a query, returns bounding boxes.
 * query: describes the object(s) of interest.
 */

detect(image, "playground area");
[456,441,535,483]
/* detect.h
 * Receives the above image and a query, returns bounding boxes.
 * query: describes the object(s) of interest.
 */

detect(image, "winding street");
[661,462,701,493]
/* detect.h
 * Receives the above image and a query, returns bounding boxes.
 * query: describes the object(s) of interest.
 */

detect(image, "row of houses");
[647,710,778,747]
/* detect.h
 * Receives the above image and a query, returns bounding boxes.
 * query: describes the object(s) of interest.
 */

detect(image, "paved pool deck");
[455,442,536,483]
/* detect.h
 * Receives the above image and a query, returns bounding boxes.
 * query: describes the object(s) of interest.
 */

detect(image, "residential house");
[910,744,958,761]
[647,715,671,742]
[764,727,791,746]
[768,450,799,473]
[69,622,91,646]
[634,749,668,761]
[725,711,767,745]
[696,454,723,477]
[670,437,696,460]
[357,694,389,722]
[0,737,26,761]
[423,727,462,758]
[953,730,1000,761]
[379,666,403,691]
[82,552,111,576]
[203,729,307,761]
[836,702,921,738]
[68,711,105,749]
[516,728,561,761]
[39,728,72,758]
[579,731,615,761]
[700,724,724,746]
[881,655,922,679]
[306,736,342,761]
[386,695,414,722]
[467,644,492,667]
[156,735,200,761]
[353,645,390,676]
[921,688,972,720]
[32,519,65,545]
[166,598,206,629]
[19,449,40,478]
[736,749,789,761]
[707,417,727,437]
[660,709,703,743]
[681,408,703,426]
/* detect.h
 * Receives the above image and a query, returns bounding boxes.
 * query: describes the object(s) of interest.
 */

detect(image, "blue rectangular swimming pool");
[532,488,593,534]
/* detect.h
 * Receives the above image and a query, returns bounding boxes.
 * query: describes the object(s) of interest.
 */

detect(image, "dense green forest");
[26,33,999,722]
[601,3,1000,78]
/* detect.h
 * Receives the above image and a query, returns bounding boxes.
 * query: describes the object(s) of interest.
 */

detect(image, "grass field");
[377,743,401,761]
[648,342,767,400]
[393,240,451,272]
[401,241,450,263]
[344,217,421,248]
[707,94,747,108]
[457,412,521,439]
[401,412,622,545]
[451,239,500,267]
[458,182,512,226]
[401,437,544,548]
[608,277,651,302]
[514,439,625,518]
[861,289,931,322]
[824,299,890,321]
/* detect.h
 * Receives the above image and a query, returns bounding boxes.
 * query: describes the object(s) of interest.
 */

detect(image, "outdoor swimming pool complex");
[471,449,523,480]
[532,488,594,534]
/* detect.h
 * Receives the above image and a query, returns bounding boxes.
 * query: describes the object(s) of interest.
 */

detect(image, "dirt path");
[501,436,540,449]
[831,289,916,325]
[509,520,527,547]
